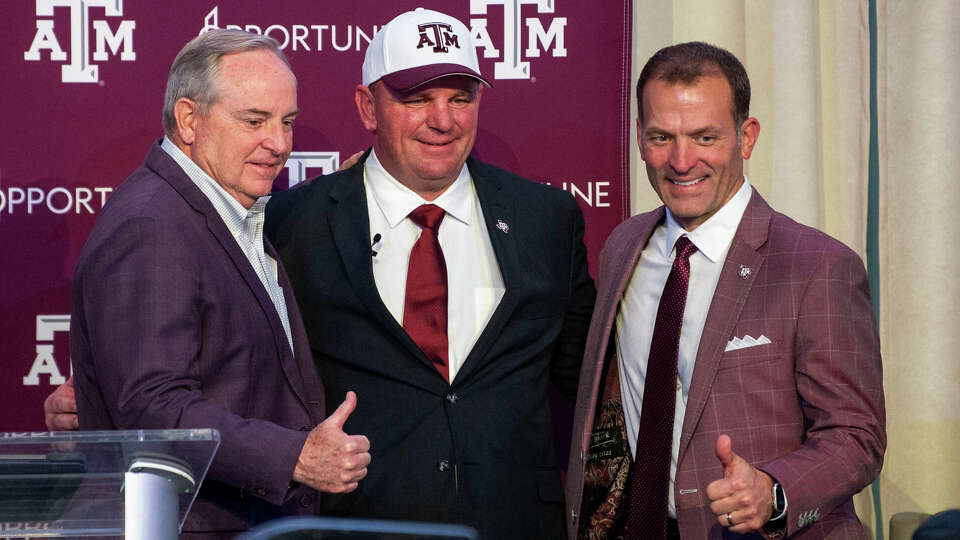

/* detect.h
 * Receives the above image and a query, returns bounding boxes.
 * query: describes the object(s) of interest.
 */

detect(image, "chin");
[417,166,459,182]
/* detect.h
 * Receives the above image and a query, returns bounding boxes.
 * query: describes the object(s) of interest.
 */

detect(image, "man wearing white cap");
[265,8,595,538]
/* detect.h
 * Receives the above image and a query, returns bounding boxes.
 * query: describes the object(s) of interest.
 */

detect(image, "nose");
[425,101,454,132]
[668,139,696,175]
[261,120,292,155]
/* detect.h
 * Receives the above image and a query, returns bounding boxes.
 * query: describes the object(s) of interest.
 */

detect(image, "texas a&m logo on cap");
[417,22,460,53]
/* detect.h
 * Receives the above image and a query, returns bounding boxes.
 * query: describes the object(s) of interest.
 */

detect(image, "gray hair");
[162,29,294,136]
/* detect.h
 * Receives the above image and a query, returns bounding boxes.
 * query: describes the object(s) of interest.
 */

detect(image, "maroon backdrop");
[0,1,632,431]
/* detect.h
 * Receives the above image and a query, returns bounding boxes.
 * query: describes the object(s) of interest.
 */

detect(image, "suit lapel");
[266,238,323,420]
[326,157,438,374]
[583,209,663,428]
[451,159,522,383]
[144,142,316,415]
[677,190,771,461]
[600,209,665,330]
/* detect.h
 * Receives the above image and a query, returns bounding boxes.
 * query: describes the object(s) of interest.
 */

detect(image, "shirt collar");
[662,177,752,262]
[364,148,472,229]
[160,136,268,239]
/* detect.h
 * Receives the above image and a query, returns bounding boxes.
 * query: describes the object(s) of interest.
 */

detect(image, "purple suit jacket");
[566,190,885,539]
[71,141,327,537]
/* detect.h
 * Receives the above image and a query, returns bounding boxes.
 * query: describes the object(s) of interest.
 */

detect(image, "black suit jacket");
[265,151,595,539]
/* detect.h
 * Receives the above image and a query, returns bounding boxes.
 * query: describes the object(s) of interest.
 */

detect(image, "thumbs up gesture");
[704,434,775,533]
[293,391,371,493]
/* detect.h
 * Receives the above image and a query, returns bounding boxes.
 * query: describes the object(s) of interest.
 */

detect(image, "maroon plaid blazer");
[566,190,885,539]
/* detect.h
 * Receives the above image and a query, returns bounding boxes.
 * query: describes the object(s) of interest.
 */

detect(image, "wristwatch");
[770,481,787,521]
[762,480,788,537]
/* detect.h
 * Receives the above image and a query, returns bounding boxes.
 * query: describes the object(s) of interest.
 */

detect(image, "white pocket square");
[724,334,772,352]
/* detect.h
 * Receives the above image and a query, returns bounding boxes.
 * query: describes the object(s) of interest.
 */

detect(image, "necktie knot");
[674,235,697,261]
[409,204,446,231]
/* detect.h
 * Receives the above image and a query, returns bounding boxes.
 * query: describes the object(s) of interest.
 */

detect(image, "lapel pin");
[739,265,752,280]
[496,219,509,234]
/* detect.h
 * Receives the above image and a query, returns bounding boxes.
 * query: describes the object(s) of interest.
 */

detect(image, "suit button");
[445,393,459,404]
[299,494,313,507]
[437,459,451,472]
[255,487,267,496]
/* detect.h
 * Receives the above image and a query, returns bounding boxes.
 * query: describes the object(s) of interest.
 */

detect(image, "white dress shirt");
[364,149,505,382]
[616,178,752,517]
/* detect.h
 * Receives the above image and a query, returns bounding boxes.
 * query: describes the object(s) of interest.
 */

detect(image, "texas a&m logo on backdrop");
[23,0,136,83]
[469,0,566,80]
[196,1,567,81]
[23,315,71,387]
[283,152,341,189]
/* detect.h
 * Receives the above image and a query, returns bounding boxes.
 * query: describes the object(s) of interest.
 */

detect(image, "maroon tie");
[626,235,698,538]
[403,204,449,381]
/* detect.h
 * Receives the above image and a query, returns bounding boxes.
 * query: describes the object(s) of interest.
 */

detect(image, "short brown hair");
[636,41,750,127]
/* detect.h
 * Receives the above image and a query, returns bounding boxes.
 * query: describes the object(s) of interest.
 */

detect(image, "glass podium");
[0,429,219,538]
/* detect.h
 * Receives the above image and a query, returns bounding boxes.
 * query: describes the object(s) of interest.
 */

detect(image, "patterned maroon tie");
[403,204,449,381]
[626,235,698,538]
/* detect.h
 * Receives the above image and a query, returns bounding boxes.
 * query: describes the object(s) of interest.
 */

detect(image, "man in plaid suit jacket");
[565,42,885,539]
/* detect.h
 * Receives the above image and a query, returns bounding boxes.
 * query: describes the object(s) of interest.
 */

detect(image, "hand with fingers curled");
[44,376,79,431]
[292,390,372,494]
[705,434,775,534]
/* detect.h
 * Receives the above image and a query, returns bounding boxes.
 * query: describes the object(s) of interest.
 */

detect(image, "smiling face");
[355,75,481,200]
[638,73,759,231]
[175,49,298,208]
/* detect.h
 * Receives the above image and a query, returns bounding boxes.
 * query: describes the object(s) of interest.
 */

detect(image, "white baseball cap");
[362,8,492,91]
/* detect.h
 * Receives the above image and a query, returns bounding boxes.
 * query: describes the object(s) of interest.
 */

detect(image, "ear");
[636,116,647,161]
[355,84,377,132]
[739,117,760,159]
[174,98,200,145]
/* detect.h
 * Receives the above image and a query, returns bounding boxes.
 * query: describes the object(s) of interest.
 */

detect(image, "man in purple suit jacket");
[67,30,370,537]
[566,43,885,539]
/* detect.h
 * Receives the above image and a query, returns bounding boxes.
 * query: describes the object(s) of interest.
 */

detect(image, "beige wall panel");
[878,0,960,529]
[672,0,745,49]
[818,1,870,258]
[743,1,775,198]
[768,1,823,228]
[631,0,675,215]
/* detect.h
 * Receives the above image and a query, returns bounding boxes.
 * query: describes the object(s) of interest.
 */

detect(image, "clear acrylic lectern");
[0,429,219,538]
